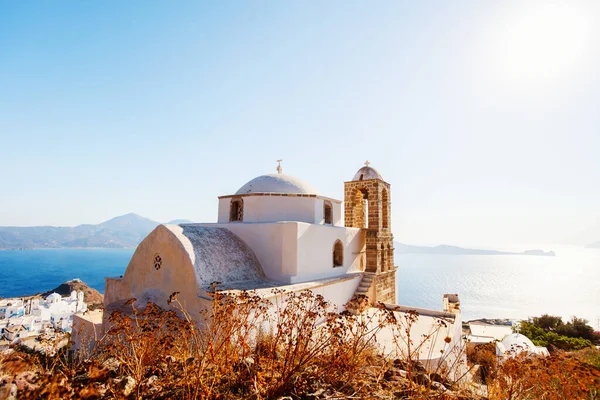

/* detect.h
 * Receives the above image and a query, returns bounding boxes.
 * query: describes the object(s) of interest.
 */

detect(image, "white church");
[84,163,464,370]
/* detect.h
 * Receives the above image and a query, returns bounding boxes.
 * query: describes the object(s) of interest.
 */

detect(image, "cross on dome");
[364,160,371,167]
[276,159,283,174]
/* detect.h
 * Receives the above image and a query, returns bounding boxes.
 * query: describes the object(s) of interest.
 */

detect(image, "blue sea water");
[0,248,133,297]
[0,247,598,326]
[397,246,600,325]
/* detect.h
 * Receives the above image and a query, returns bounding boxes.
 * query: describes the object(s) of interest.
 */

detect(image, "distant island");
[395,242,556,257]
[0,213,193,250]
[585,241,600,249]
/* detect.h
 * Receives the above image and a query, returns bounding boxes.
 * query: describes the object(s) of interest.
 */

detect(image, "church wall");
[238,196,318,224]
[333,201,342,226]
[365,307,465,377]
[293,223,364,283]
[195,222,363,285]
[197,222,298,283]
[373,270,397,304]
[313,199,343,227]
[104,225,205,316]
[218,196,343,226]
[217,198,231,223]
[104,277,126,306]
[314,199,324,225]
[308,275,362,312]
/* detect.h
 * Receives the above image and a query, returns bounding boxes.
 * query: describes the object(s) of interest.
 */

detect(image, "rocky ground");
[0,351,482,400]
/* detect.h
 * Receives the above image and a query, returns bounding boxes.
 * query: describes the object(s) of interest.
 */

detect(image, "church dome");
[500,333,536,354]
[352,166,383,181]
[236,173,318,195]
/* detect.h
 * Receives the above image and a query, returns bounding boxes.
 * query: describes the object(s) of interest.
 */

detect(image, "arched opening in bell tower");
[382,187,389,230]
[353,188,369,228]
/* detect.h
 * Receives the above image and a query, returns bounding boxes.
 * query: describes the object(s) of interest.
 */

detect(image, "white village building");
[0,298,26,320]
[467,321,514,344]
[92,163,465,371]
[466,321,549,361]
[495,333,549,360]
[0,290,87,343]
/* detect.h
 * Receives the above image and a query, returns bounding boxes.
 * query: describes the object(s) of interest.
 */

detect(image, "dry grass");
[0,288,597,399]
[487,350,600,400]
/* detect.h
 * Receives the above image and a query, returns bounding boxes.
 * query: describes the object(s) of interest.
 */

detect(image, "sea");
[0,247,598,326]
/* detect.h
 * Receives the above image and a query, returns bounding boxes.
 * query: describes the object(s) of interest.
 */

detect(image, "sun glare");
[492,3,590,85]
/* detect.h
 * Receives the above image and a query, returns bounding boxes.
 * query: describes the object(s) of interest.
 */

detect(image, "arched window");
[229,198,243,222]
[333,240,344,267]
[323,201,333,225]
[353,188,369,228]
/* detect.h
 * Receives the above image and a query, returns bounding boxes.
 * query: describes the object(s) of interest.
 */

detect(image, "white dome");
[500,333,536,354]
[352,166,383,181]
[47,293,61,302]
[236,173,318,195]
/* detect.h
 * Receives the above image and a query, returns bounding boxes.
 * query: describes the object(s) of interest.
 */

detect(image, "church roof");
[235,173,318,195]
[169,225,266,289]
[352,166,383,181]
[46,293,61,301]
[497,333,537,356]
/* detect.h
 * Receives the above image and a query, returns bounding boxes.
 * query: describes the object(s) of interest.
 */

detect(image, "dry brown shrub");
[466,342,497,383]
[488,351,600,400]
[3,289,479,399]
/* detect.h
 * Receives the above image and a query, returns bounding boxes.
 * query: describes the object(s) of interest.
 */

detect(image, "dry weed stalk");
[488,350,600,400]
[0,287,516,399]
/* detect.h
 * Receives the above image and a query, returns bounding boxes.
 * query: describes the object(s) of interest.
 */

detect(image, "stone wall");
[343,179,391,231]
[373,270,397,304]
[344,177,396,304]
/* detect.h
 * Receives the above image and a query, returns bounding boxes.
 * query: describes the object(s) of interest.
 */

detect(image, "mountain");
[585,241,600,249]
[0,214,193,250]
[395,242,555,257]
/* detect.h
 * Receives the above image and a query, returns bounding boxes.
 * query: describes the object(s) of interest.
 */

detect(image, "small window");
[333,240,344,267]
[230,198,244,222]
[323,201,332,225]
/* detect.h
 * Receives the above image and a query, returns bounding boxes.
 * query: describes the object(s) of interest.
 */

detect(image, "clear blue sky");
[1,1,598,247]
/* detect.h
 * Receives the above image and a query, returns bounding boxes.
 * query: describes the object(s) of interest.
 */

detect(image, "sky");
[1,1,599,248]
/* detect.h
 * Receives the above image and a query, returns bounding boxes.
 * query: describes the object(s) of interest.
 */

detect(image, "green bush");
[518,316,596,352]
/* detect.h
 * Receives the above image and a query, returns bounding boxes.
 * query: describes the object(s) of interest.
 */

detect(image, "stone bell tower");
[345,162,396,304]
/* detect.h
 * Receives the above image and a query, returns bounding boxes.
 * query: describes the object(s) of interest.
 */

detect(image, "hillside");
[41,278,104,310]
[0,214,193,250]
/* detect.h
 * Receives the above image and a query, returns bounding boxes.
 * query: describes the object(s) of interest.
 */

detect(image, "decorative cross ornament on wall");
[153,254,162,270]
